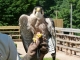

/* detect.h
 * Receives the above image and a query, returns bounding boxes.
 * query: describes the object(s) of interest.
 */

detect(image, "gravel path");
[15,42,80,60]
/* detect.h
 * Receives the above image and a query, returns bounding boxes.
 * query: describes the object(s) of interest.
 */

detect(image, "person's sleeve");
[8,35,32,60]
[7,36,22,60]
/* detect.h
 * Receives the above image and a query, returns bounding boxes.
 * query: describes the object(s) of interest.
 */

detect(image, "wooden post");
[74,51,76,55]
[69,50,72,56]
[19,26,20,40]
[66,49,69,55]
[56,46,59,52]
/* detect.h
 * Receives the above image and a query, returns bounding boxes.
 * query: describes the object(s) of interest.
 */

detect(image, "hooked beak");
[36,8,41,12]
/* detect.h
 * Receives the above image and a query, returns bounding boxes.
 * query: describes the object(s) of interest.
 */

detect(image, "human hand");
[40,42,48,54]
[22,39,40,60]
[39,40,48,60]
[27,39,40,56]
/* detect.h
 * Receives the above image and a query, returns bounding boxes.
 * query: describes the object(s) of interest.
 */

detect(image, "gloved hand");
[27,40,40,57]
[39,38,48,60]
[22,39,40,60]
[23,37,48,60]
[40,42,48,54]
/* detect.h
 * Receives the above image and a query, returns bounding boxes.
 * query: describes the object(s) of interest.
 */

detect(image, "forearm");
[22,54,32,60]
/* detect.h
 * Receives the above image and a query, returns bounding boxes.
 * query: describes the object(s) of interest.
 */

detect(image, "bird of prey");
[19,6,56,60]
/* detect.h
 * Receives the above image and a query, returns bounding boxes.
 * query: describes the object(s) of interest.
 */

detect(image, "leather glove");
[27,38,48,60]
[22,39,40,60]
[39,38,48,60]
[23,37,48,60]
[27,39,40,57]
[40,42,48,54]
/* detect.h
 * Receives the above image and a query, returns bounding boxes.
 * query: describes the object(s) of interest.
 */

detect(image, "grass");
[44,58,59,60]
[14,43,17,47]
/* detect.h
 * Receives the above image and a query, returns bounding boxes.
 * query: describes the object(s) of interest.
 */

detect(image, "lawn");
[44,58,59,60]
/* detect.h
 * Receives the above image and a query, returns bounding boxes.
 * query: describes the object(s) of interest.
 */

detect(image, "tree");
[55,0,80,28]
[1,0,80,29]
[0,0,37,26]
[37,0,56,18]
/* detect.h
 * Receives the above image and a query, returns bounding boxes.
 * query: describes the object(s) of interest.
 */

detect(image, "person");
[0,33,48,60]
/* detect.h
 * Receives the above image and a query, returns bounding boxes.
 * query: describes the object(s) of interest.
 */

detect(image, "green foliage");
[14,43,17,48]
[55,0,80,28]
[44,58,59,60]
[1,0,80,29]
[38,0,56,18]
[44,58,52,60]
[58,0,70,28]
[0,0,37,26]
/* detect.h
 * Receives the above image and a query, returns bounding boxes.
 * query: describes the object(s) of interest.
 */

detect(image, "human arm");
[0,33,21,60]
[0,33,46,60]
[22,37,48,60]
[22,40,40,60]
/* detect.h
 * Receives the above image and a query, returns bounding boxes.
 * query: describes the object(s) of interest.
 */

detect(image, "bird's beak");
[36,8,40,12]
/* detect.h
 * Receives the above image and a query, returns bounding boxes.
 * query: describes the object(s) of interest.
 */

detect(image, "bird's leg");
[51,53,56,60]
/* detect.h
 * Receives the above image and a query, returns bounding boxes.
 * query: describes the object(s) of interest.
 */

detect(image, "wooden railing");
[0,26,21,41]
[55,27,80,56]
[0,26,80,56]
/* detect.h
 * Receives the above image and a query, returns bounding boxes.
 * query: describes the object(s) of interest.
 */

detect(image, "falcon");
[19,6,56,60]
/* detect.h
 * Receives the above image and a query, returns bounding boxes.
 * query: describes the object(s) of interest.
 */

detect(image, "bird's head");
[32,6,44,18]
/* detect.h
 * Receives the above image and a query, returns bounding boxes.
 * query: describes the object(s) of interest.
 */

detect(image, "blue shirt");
[0,33,21,60]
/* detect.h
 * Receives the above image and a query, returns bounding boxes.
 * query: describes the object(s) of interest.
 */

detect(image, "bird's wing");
[19,14,33,53]
[45,18,55,36]
[45,18,56,52]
